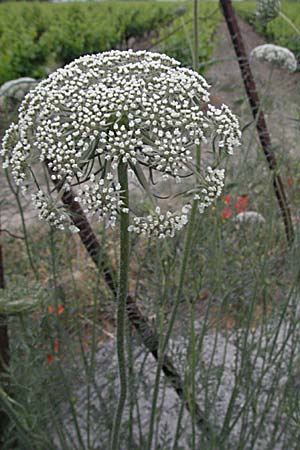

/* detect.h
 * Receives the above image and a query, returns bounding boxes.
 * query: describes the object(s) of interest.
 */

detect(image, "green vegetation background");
[0,1,220,84]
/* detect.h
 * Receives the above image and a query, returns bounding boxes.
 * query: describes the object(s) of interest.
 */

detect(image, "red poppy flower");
[47,355,53,364]
[57,304,64,315]
[234,196,249,214]
[224,195,231,205]
[54,339,59,353]
[48,306,54,314]
[287,179,292,185]
[221,206,232,219]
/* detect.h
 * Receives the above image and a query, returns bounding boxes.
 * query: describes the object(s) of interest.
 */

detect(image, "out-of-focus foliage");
[0,1,173,84]
[0,1,221,85]
[156,2,220,68]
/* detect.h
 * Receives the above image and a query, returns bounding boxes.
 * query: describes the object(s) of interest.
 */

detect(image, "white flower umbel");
[74,174,124,228]
[128,205,191,239]
[257,0,281,22]
[250,44,297,72]
[196,167,225,213]
[1,50,241,237]
[236,211,266,224]
[32,191,69,231]
[0,51,241,450]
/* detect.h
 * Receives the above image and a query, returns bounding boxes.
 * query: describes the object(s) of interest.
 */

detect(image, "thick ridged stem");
[110,161,129,450]
[220,0,294,244]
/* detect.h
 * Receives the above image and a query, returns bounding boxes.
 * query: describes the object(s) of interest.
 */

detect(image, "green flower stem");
[161,145,201,361]
[5,170,39,280]
[0,227,9,448]
[279,11,300,36]
[146,277,169,450]
[193,0,199,72]
[156,146,203,444]
[110,161,130,450]
[167,203,197,330]
[186,302,197,450]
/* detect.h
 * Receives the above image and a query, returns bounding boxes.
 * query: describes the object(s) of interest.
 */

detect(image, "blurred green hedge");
[0,1,174,84]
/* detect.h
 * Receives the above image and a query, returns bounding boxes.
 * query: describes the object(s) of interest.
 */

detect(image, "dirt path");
[206,16,300,161]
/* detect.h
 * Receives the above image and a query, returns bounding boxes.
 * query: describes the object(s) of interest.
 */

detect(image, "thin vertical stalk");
[110,161,130,450]
[160,139,201,355]
[126,327,135,450]
[0,231,4,290]
[172,400,185,450]
[146,277,169,450]
[188,9,200,444]
[160,198,198,354]
[5,171,39,279]
[187,302,197,450]
[52,180,212,435]
[147,5,203,431]
[219,0,294,244]
[150,146,213,436]
[193,0,199,72]
[279,11,300,36]
[0,226,9,446]
[60,187,117,296]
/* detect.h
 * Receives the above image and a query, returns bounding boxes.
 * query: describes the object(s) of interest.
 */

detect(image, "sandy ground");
[206,17,300,161]
[56,297,300,450]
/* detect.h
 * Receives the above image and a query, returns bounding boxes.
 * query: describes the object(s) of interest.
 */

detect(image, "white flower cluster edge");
[250,44,297,72]
[1,50,241,238]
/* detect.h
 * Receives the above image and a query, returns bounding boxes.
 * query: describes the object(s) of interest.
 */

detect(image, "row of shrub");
[236,1,300,59]
[0,1,220,85]
[0,1,174,84]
